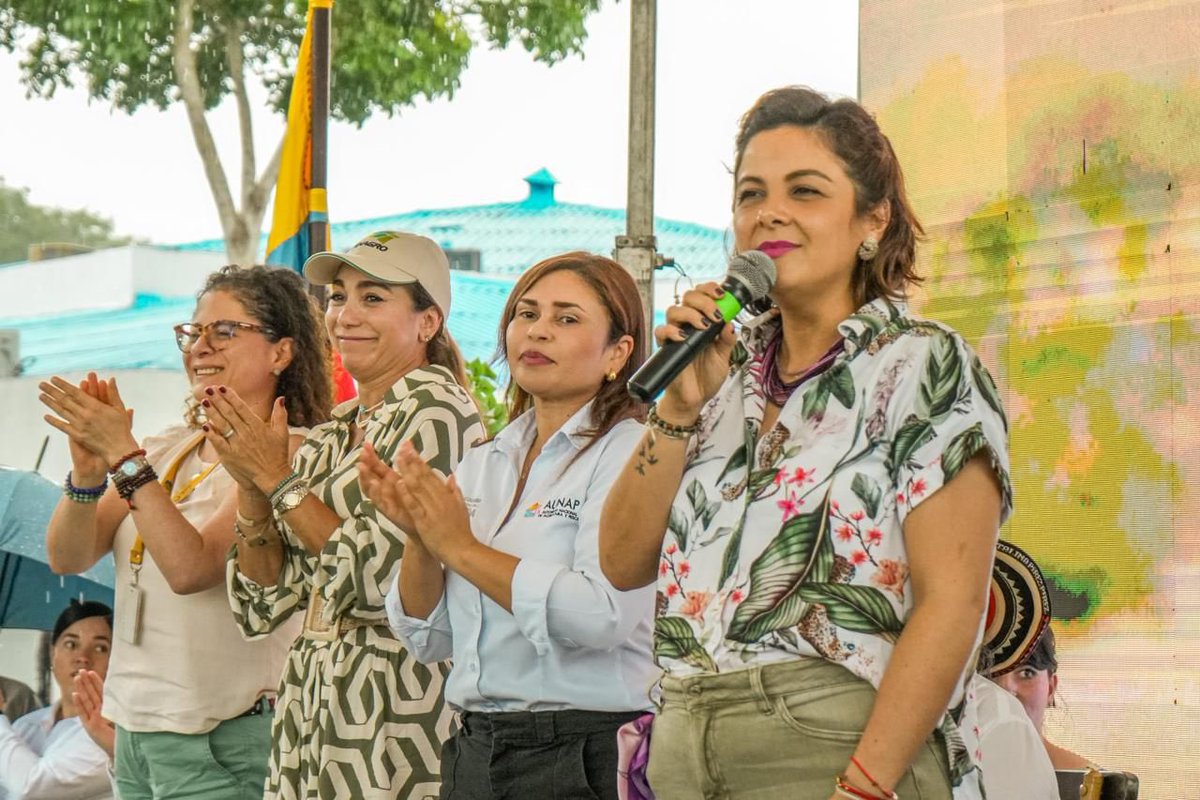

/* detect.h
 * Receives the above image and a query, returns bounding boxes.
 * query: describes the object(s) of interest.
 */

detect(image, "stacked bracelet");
[234,518,274,548]
[64,472,107,504]
[849,756,898,800]
[835,772,898,800]
[646,404,699,440]
[112,464,157,507]
[267,472,303,508]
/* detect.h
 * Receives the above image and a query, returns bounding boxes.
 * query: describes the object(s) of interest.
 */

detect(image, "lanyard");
[129,433,219,579]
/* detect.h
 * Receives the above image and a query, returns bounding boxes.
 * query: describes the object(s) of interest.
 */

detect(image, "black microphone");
[627,250,776,402]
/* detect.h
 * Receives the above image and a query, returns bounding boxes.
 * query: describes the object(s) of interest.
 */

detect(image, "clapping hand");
[200,386,291,493]
[378,442,474,563]
[358,442,417,534]
[39,372,137,482]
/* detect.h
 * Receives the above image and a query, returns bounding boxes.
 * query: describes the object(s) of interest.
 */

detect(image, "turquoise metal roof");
[174,170,730,279]
[1,272,517,378]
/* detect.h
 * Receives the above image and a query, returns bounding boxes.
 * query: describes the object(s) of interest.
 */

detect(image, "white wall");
[0,246,228,321]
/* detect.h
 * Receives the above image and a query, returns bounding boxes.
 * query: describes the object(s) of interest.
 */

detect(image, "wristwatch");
[272,483,309,515]
[112,455,151,478]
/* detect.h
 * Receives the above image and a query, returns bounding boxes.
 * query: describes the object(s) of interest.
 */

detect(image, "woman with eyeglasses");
[40,265,332,800]
[206,232,485,799]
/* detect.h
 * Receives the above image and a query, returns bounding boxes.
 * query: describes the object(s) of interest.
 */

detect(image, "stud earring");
[857,237,879,261]
[271,368,281,376]
[605,370,618,383]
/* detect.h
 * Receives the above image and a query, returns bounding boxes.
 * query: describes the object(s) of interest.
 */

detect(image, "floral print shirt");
[654,298,1012,793]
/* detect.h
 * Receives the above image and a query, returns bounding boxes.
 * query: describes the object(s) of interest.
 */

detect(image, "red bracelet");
[110,448,147,473]
[849,756,898,800]
[835,776,889,800]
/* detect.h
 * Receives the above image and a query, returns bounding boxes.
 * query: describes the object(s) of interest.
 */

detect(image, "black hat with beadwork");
[983,540,1052,677]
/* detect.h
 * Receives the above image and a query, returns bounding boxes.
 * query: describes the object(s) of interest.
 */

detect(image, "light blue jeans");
[114,713,271,800]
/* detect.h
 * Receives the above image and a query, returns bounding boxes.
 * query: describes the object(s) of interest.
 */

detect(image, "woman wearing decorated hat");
[211,231,485,799]
[984,541,1097,773]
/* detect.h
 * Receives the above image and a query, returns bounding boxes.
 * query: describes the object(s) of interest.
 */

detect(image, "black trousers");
[440,708,644,800]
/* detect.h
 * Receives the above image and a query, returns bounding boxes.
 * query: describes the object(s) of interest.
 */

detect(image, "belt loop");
[748,665,773,715]
[535,711,556,744]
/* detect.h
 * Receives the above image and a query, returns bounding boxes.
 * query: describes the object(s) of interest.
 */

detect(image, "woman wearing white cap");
[209,231,485,800]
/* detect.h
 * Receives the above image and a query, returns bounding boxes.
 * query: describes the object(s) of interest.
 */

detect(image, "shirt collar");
[330,364,460,423]
[492,399,598,454]
[739,296,904,359]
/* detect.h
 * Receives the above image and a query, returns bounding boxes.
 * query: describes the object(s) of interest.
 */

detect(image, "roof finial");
[523,168,558,209]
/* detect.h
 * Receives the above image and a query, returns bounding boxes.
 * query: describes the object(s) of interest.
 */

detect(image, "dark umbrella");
[0,468,114,631]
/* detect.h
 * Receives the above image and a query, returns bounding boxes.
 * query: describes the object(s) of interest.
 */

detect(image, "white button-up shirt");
[387,403,658,713]
[0,703,114,800]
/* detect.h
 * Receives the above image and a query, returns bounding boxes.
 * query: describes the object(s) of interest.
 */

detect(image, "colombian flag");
[265,0,356,403]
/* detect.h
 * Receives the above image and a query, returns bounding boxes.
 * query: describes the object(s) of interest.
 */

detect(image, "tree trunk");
[172,0,286,267]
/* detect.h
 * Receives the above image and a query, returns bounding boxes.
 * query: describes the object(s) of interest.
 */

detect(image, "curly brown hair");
[496,252,648,451]
[734,86,925,306]
[185,265,333,428]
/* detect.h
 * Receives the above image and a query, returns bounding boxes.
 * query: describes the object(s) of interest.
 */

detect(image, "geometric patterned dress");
[228,366,485,799]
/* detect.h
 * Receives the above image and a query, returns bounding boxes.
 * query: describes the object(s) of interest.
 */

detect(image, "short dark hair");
[51,599,112,645]
[190,265,333,428]
[496,252,648,448]
[734,86,924,305]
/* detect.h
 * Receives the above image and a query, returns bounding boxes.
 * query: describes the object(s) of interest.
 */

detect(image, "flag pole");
[307,0,332,301]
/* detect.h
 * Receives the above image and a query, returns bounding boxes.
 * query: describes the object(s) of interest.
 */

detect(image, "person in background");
[364,252,657,799]
[993,626,1096,771]
[0,600,114,800]
[600,86,1012,800]
[40,265,331,799]
[0,677,39,724]
[216,232,485,799]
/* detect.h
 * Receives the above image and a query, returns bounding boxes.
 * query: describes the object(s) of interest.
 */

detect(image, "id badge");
[117,583,144,645]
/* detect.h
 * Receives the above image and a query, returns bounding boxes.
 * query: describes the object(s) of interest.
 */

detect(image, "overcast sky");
[0,1,857,247]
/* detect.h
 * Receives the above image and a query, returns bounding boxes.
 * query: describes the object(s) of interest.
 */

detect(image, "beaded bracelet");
[64,471,107,504]
[646,404,699,440]
[109,448,147,475]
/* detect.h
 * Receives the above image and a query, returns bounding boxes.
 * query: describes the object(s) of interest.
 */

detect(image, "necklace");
[355,400,385,428]
[760,329,843,406]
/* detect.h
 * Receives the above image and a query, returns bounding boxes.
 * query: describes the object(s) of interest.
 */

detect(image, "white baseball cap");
[303,231,452,316]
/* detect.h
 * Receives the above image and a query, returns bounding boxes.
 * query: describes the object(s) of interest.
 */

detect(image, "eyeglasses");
[173,320,276,353]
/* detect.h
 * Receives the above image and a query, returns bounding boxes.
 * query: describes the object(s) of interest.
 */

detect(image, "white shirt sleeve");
[384,572,454,663]
[510,425,654,653]
[973,676,1059,800]
[0,713,114,800]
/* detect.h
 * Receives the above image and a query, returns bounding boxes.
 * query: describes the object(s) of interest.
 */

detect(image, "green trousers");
[114,713,271,800]
[647,658,953,800]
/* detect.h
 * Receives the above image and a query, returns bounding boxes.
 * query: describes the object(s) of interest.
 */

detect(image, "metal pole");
[614,0,658,336]
[307,3,331,302]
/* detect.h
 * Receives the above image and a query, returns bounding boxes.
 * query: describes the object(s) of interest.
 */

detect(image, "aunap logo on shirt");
[524,497,581,522]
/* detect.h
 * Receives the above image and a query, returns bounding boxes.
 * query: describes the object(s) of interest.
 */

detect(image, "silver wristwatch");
[272,482,309,515]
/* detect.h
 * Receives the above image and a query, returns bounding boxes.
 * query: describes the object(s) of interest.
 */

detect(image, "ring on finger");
[222,428,235,440]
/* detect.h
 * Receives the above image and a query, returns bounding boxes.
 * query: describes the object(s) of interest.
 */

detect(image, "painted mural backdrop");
[861,1,1199,796]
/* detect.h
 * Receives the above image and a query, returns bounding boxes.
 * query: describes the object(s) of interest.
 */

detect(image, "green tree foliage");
[466,356,507,436]
[0,1,603,263]
[0,178,131,264]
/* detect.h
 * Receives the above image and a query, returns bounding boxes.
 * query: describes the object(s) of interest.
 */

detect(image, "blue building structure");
[1,170,727,378]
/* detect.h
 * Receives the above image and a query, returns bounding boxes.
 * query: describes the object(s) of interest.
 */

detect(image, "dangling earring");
[857,237,879,261]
